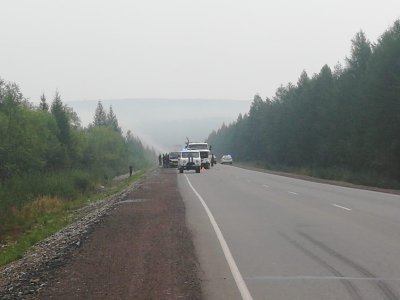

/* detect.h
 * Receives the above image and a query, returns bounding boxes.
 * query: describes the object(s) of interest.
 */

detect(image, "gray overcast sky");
[1,0,399,103]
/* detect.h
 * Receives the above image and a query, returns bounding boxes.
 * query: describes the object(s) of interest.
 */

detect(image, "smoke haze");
[67,98,251,152]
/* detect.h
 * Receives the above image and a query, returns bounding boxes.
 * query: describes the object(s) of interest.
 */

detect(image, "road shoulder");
[178,173,243,300]
[0,168,202,300]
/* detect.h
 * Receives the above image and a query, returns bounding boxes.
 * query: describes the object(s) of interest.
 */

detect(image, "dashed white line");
[288,191,298,195]
[332,204,352,211]
[184,175,253,300]
[263,184,269,188]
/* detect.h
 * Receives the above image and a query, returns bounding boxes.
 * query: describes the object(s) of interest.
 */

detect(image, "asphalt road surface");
[178,164,400,300]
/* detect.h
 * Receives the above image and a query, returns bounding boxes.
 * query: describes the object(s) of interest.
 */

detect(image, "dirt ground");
[32,168,202,300]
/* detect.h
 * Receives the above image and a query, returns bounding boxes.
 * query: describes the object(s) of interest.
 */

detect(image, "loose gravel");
[0,172,149,300]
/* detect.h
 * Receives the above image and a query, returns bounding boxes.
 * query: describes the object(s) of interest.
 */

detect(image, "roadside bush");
[72,171,92,194]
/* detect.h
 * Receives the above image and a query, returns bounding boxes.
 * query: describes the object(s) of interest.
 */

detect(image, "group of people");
[158,153,170,168]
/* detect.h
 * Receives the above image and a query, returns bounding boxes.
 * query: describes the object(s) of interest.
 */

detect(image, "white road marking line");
[248,275,400,281]
[332,203,352,211]
[184,175,253,300]
[288,191,298,195]
[263,184,269,188]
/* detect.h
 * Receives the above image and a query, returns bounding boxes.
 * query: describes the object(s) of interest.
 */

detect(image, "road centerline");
[332,203,352,211]
[184,174,254,300]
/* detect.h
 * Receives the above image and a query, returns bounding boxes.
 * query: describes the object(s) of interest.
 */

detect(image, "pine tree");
[93,101,107,126]
[51,91,70,147]
[106,105,121,133]
[346,31,372,76]
[39,93,49,111]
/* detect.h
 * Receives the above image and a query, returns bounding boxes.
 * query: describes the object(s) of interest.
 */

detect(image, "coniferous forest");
[0,83,156,242]
[208,20,400,187]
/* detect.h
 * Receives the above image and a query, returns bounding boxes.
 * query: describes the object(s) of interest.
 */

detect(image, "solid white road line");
[184,175,253,300]
[249,275,400,281]
[332,203,352,211]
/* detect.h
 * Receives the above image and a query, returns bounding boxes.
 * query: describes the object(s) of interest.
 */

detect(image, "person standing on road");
[129,165,133,177]
[158,154,162,166]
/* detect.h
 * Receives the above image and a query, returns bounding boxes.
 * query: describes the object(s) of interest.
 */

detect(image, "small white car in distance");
[220,154,233,165]
[178,150,202,173]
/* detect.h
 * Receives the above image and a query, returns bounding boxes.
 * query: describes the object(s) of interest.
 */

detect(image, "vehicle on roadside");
[168,151,180,168]
[220,154,233,165]
[187,142,211,169]
[178,150,201,173]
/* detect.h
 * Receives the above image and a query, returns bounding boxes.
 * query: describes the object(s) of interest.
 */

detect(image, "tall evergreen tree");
[50,91,70,147]
[93,101,107,126]
[361,20,400,177]
[39,93,49,111]
[346,31,372,76]
[106,105,121,133]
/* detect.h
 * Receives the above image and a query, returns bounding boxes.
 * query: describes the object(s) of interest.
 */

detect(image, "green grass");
[0,170,146,267]
[0,213,69,266]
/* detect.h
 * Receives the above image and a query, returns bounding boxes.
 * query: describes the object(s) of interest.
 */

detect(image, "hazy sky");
[1,0,399,103]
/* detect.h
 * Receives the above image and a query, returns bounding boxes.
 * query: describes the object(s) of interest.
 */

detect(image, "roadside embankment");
[0,168,202,300]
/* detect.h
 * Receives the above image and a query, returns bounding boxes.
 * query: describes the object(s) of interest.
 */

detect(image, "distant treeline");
[0,80,156,218]
[208,20,400,186]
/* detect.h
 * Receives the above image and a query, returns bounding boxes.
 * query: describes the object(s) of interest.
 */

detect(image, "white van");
[178,150,201,173]
[187,142,211,169]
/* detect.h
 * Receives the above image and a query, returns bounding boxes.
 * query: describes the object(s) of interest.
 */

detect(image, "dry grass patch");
[20,196,64,220]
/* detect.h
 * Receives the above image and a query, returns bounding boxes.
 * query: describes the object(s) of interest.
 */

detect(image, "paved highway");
[177,164,400,300]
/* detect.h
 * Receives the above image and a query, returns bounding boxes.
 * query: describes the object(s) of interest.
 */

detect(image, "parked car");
[168,151,180,168]
[178,150,201,173]
[220,154,233,165]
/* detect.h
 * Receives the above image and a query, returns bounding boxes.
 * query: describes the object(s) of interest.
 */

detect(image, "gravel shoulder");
[0,168,202,300]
